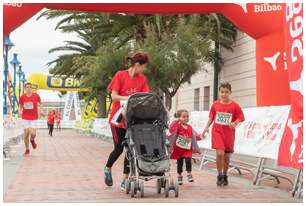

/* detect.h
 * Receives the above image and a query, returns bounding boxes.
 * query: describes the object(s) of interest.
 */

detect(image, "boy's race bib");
[176,135,191,150]
[215,112,232,125]
[24,102,34,110]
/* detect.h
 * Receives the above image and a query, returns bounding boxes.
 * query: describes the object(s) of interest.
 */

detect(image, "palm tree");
[40,10,237,113]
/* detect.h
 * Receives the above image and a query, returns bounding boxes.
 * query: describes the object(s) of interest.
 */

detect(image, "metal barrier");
[3,118,24,159]
[73,118,303,199]
[199,148,302,199]
[292,170,303,198]
[36,120,76,129]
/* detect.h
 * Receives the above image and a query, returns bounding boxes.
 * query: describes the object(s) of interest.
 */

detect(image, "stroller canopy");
[124,93,169,127]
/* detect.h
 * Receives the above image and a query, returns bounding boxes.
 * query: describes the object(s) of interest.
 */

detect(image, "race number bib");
[24,102,34,110]
[176,135,191,150]
[216,112,232,125]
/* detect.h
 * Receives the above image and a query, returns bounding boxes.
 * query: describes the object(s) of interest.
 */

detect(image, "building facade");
[172,31,256,113]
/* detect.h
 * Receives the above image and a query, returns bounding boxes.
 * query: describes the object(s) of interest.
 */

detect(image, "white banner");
[73,92,82,121]
[92,118,112,137]
[190,105,290,160]
[86,105,290,160]
[63,91,74,120]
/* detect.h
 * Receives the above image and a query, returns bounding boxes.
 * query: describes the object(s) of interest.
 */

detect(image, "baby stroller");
[122,92,179,198]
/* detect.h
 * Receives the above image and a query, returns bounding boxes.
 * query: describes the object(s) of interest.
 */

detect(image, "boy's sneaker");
[178,176,183,185]
[120,179,126,191]
[223,175,228,186]
[216,175,224,186]
[24,149,30,156]
[30,139,37,149]
[104,167,113,186]
[187,174,194,182]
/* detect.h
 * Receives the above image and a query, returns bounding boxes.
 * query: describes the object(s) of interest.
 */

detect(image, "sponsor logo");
[236,3,248,13]
[47,76,80,88]
[236,3,282,13]
[254,4,282,13]
[264,52,280,71]
[264,51,288,72]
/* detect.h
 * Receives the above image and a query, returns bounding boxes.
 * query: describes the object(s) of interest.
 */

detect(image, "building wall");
[172,32,256,113]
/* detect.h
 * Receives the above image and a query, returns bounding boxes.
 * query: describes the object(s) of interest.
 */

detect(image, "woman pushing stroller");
[104,51,150,190]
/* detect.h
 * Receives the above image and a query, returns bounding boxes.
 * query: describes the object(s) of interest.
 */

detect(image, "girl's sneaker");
[187,174,194,182]
[223,175,229,186]
[216,175,224,186]
[178,176,183,185]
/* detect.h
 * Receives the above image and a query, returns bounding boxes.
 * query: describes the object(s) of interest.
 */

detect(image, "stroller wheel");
[130,181,135,198]
[164,179,170,198]
[135,180,139,194]
[174,182,179,198]
[156,179,162,194]
[125,179,130,194]
[170,178,174,188]
[140,181,144,198]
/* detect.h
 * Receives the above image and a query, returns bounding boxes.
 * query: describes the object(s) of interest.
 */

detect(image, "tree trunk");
[151,86,164,100]
[165,93,172,111]
[96,91,107,118]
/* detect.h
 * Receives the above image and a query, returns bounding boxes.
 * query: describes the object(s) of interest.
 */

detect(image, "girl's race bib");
[215,112,232,125]
[24,102,34,110]
[176,135,191,150]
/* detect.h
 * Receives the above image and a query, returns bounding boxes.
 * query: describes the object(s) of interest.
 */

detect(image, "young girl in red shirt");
[202,82,245,186]
[168,109,202,185]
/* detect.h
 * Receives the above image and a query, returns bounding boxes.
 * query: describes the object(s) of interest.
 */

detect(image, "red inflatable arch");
[3,3,303,169]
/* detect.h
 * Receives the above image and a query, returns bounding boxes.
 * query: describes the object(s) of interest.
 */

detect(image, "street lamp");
[10,53,21,114]
[3,34,14,115]
[17,65,23,100]
[21,72,26,95]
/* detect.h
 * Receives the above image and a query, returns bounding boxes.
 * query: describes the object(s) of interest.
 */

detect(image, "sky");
[8,9,79,102]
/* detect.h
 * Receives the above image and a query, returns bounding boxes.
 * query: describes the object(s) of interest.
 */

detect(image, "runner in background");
[56,110,62,131]
[18,82,44,156]
[47,110,55,137]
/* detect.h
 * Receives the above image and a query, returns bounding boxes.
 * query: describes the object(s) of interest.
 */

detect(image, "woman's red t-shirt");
[108,69,150,128]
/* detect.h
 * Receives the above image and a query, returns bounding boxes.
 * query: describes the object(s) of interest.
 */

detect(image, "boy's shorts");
[22,120,38,129]
[212,132,234,153]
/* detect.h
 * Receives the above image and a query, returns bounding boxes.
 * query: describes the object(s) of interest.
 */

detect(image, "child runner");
[202,82,245,186]
[167,109,202,185]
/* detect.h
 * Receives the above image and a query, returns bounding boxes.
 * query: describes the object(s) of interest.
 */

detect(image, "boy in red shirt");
[202,82,245,186]
[19,82,44,156]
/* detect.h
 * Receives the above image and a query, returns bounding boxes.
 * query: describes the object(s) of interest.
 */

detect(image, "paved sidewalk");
[3,129,302,203]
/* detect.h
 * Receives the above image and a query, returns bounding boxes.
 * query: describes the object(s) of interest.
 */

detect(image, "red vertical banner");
[277,4,303,169]
[256,31,290,106]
